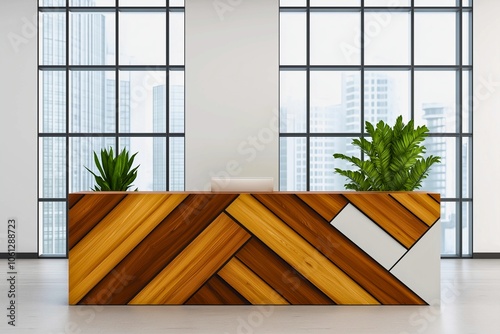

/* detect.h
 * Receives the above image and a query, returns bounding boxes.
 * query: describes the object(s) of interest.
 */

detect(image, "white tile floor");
[0,259,499,333]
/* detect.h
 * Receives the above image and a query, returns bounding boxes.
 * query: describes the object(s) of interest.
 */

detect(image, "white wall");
[473,0,500,254]
[0,0,38,254]
[185,0,279,191]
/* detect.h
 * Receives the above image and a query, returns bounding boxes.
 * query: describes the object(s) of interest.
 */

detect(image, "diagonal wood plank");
[226,194,379,305]
[129,213,250,304]
[218,258,289,305]
[390,193,440,227]
[69,193,85,208]
[343,193,429,248]
[69,194,187,304]
[69,193,127,249]
[186,275,250,305]
[79,194,238,305]
[236,238,334,304]
[296,194,348,221]
[254,194,425,305]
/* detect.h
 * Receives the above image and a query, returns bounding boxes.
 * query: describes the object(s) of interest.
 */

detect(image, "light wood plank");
[218,258,289,305]
[391,193,440,227]
[226,194,379,305]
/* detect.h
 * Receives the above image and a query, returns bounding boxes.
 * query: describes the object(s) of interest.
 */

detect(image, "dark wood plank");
[253,194,426,305]
[68,193,127,250]
[78,194,238,305]
[296,194,348,221]
[186,275,250,305]
[68,193,85,209]
[236,238,334,305]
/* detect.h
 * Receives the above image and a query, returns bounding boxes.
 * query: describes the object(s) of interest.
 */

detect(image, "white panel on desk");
[390,221,441,305]
[330,203,407,269]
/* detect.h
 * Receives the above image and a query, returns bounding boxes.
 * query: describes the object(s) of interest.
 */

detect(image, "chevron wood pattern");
[69,191,440,305]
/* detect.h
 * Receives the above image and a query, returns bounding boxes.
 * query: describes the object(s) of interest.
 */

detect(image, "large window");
[279,0,472,257]
[38,0,185,256]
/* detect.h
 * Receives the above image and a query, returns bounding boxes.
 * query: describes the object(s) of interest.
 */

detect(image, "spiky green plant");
[85,147,140,191]
[333,116,441,191]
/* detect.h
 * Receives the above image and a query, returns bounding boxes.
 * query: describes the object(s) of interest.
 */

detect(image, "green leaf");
[333,115,441,191]
[84,147,140,191]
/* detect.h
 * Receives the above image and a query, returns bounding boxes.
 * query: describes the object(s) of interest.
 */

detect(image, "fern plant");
[85,147,140,191]
[333,116,441,191]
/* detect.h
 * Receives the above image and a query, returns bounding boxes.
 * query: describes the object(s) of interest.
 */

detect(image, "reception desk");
[68,191,440,305]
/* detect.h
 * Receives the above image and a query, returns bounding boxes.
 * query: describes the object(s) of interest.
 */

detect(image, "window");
[38,0,185,256]
[279,0,472,257]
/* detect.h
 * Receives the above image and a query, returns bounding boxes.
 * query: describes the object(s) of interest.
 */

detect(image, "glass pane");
[170,0,184,7]
[120,0,166,6]
[280,71,306,133]
[280,137,307,191]
[310,0,360,5]
[364,12,410,65]
[310,71,361,133]
[119,12,166,65]
[280,11,306,65]
[153,137,167,190]
[40,0,66,6]
[119,70,167,132]
[170,11,184,65]
[421,137,456,198]
[70,12,115,65]
[70,71,116,133]
[280,0,306,6]
[365,0,410,5]
[311,137,359,191]
[170,70,184,133]
[70,0,115,5]
[40,12,66,65]
[414,71,457,132]
[170,137,184,190]
[463,0,472,6]
[330,137,361,191]
[69,137,115,192]
[462,70,471,133]
[441,202,457,256]
[415,0,458,6]
[462,202,472,256]
[310,11,361,65]
[40,202,67,256]
[39,137,66,198]
[463,11,471,66]
[462,137,471,198]
[119,137,154,191]
[364,71,410,126]
[39,70,66,133]
[415,12,456,65]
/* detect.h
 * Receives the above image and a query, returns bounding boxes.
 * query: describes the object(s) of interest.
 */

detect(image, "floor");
[0,259,499,334]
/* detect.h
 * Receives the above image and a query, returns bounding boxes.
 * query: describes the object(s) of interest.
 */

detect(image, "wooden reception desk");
[68,191,440,305]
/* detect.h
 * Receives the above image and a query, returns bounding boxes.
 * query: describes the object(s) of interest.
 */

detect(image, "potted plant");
[84,147,140,191]
[333,115,441,191]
